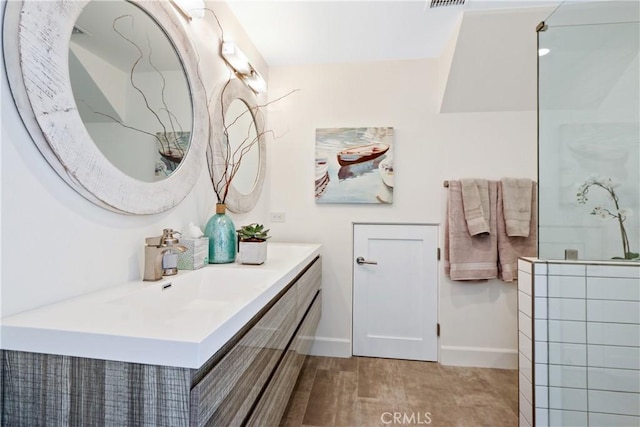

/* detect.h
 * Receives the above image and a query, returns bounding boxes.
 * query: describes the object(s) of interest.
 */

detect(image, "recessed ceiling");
[226,0,563,66]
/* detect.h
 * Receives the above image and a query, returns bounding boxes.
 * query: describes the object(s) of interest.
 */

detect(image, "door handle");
[356,256,377,265]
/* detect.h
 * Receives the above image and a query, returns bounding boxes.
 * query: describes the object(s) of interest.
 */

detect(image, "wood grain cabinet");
[1,256,322,426]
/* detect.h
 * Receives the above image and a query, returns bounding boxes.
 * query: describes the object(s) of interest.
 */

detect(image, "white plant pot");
[238,241,267,265]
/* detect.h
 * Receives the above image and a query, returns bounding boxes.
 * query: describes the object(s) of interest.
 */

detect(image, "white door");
[353,223,438,361]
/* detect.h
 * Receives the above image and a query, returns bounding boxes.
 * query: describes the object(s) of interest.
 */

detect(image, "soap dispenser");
[161,229,181,276]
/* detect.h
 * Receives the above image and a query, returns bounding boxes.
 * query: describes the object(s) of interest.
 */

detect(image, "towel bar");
[443,180,449,188]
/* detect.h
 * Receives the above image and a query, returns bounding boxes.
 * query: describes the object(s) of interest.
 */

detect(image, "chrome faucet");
[143,229,187,281]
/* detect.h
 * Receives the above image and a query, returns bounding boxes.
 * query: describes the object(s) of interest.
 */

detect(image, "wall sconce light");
[171,0,205,20]
[221,41,267,94]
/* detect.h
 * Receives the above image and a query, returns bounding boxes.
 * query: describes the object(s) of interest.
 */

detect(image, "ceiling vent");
[429,0,465,8]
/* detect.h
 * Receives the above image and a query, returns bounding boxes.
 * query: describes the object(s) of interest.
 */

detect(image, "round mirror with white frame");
[3,0,208,214]
[211,79,266,213]
[225,99,260,195]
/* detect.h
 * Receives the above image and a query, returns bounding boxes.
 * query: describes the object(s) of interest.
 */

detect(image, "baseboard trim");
[308,336,351,358]
[440,345,518,369]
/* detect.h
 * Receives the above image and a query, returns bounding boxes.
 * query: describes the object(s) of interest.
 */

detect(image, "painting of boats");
[379,156,394,188]
[315,157,330,198]
[337,143,389,166]
[315,127,394,204]
[155,131,190,178]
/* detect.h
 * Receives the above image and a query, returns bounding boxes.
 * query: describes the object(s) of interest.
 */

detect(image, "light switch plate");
[271,212,286,223]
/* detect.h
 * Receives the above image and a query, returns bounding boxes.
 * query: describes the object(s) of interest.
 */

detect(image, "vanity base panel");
[2,351,191,426]
[189,287,297,426]
[248,290,322,427]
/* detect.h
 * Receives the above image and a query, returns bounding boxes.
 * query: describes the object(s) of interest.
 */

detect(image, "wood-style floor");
[280,356,518,427]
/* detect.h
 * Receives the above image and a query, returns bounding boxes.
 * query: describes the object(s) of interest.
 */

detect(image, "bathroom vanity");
[1,243,322,426]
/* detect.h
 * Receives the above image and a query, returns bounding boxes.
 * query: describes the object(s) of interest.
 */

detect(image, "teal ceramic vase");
[204,204,237,264]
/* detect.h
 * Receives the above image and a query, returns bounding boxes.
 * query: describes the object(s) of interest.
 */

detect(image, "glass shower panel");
[538,1,640,261]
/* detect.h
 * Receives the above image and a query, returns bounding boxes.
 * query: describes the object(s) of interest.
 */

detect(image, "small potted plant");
[237,223,270,265]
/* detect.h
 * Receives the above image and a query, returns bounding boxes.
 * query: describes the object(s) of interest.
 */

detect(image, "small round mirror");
[69,0,192,182]
[225,99,260,195]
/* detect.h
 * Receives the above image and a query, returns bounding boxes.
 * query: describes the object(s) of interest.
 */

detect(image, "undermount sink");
[106,267,278,319]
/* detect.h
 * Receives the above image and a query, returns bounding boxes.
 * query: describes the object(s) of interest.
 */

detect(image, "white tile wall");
[520,372,534,408]
[587,322,640,347]
[536,385,549,409]
[587,300,640,324]
[535,297,548,319]
[588,345,640,370]
[587,277,640,301]
[589,390,640,417]
[519,271,533,296]
[589,412,640,427]
[548,298,586,321]
[547,275,586,299]
[520,351,533,383]
[518,267,535,427]
[519,259,533,275]
[588,367,640,393]
[548,387,588,411]
[536,341,549,364]
[535,319,547,342]
[533,263,547,275]
[534,274,548,298]
[587,265,640,279]
[548,409,588,427]
[535,363,548,386]
[520,331,533,360]
[548,263,586,276]
[535,408,549,427]
[548,320,586,344]
[548,365,586,389]
[548,343,587,366]
[520,411,532,427]
[520,291,533,318]
[520,391,533,426]
[520,311,532,340]
[525,260,640,427]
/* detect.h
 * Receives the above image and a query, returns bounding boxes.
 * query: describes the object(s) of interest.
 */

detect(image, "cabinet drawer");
[247,290,322,427]
[189,287,297,427]
[296,257,322,323]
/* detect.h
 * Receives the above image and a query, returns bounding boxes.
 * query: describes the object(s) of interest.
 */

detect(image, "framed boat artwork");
[315,127,394,204]
[155,131,190,179]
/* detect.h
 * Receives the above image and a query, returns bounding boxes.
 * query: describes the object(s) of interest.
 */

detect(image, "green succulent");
[237,223,271,242]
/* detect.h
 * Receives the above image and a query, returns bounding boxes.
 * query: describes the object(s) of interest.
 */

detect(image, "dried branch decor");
[195,7,298,208]
[206,81,297,205]
[76,13,189,175]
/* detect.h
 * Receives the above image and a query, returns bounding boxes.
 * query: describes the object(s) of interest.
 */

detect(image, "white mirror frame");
[3,0,209,215]
[211,79,266,213]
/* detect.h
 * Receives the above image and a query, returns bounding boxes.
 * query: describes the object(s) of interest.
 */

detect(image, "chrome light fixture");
[221,41,267,94]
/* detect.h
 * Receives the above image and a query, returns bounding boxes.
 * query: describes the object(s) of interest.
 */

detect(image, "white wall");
[0,1,269,319]
[2,1,543,370]
[267,58,537,367]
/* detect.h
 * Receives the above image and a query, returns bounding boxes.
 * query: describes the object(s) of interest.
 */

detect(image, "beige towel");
[501,178,533,237]
[498,182,538,282]
[445,180,498,281]
[461,178,490,236]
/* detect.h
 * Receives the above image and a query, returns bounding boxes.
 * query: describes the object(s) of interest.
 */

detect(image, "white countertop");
[0,243,321,369]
